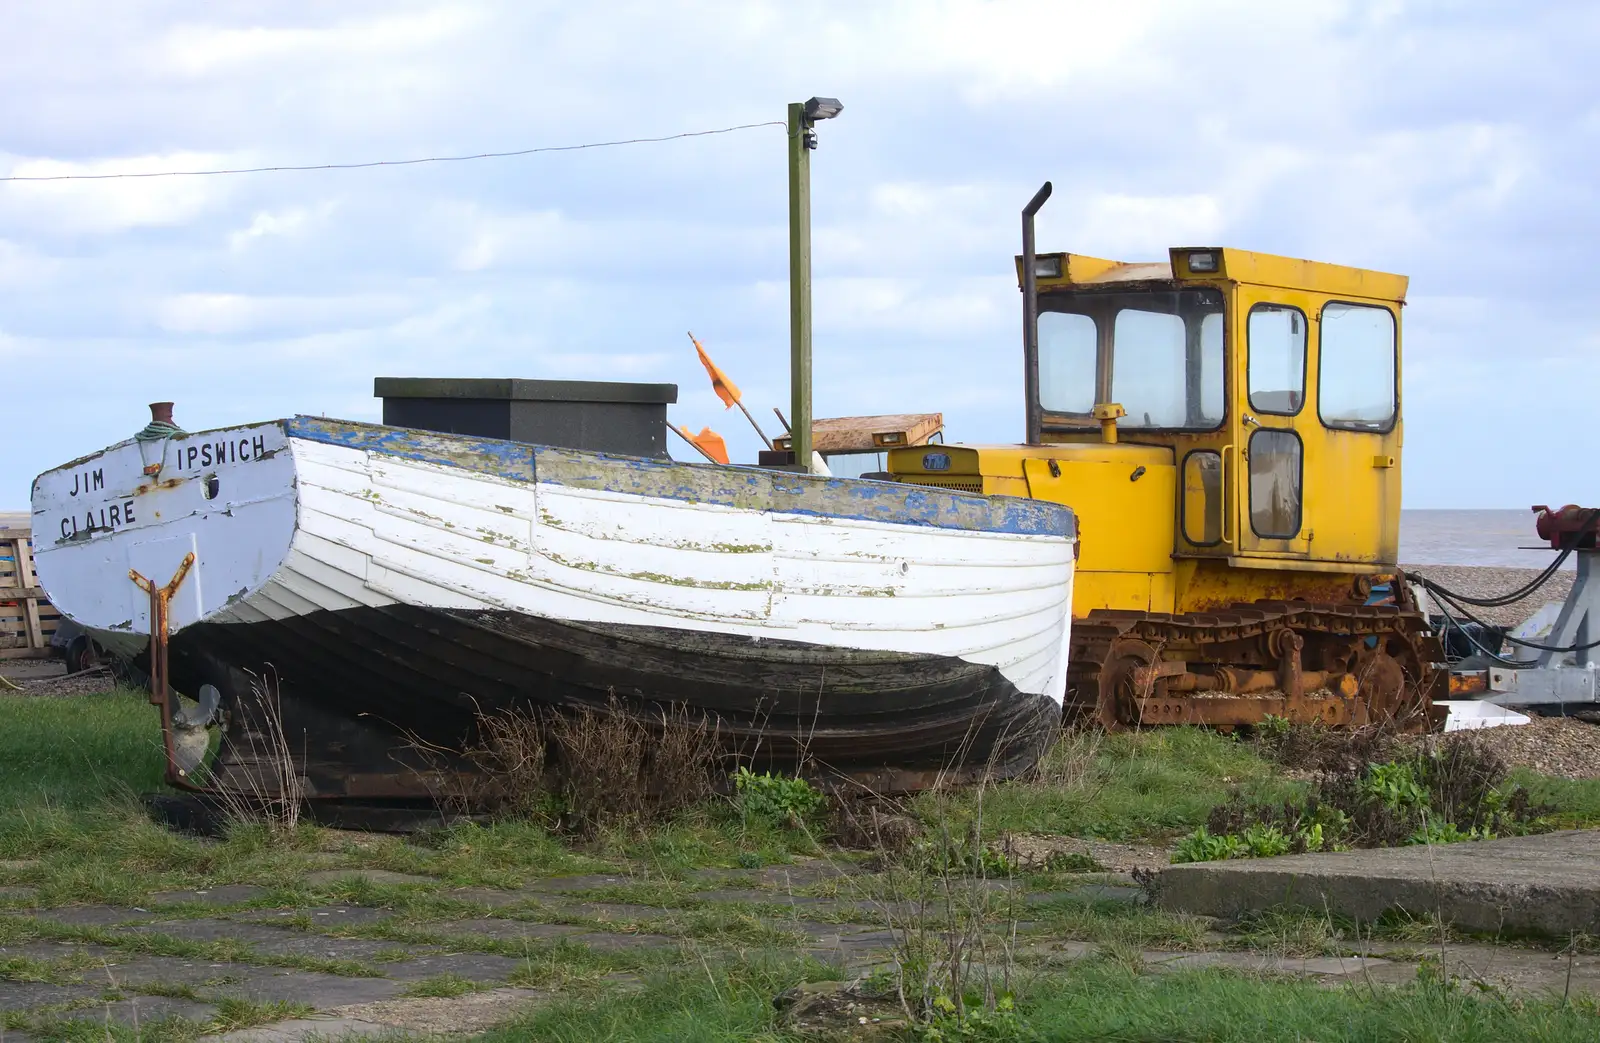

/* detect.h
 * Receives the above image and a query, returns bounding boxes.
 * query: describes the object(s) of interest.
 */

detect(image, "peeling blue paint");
[285,416,537,480]
[283,415,1075,539]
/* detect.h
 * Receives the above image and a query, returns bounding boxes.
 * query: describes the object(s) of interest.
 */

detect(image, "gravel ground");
[1402,563,1572,629]
[1401,564,1600,779]
[1,665,117,696]
[1445,714,1600,780]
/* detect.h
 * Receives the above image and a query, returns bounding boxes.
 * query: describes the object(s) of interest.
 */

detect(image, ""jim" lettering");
[68,469,104,497]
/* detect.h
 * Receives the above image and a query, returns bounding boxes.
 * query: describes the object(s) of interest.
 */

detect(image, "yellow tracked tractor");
[887,183,1444,731]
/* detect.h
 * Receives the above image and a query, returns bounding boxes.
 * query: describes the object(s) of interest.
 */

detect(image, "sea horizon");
[1400,508,1570,570]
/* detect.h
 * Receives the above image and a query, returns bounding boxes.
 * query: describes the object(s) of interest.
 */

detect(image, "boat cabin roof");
[774,413,943,455]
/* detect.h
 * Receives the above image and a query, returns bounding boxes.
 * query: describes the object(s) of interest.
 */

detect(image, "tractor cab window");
[1037,288,1225,430]
[823,450,887,480]
[1038,312,1096,415]
[1320,302,1397,431]
[1247,305,1307,415]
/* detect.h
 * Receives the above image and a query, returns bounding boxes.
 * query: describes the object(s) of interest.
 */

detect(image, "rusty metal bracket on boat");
[130,552,201,790]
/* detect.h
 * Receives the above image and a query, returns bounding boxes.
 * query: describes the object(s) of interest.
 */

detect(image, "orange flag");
[689,427,729,465]
[690,331,741,408]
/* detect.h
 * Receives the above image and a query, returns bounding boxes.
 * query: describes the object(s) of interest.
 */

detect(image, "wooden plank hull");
[33,415,1077,793]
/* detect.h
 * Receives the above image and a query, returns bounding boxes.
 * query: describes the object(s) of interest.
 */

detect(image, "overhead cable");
[0,121,786,183]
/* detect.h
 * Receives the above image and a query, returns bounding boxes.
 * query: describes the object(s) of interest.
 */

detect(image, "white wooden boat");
[32,414,1077,798]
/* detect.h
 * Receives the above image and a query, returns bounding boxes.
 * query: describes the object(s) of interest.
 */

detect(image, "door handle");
[1221,444,1236,547]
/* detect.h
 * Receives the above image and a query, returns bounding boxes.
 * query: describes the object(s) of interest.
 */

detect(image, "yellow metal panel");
[887,442,1168,480]
[1187,248,1409,302]
[1021,456,1176,575]
[1021,245,1409,301]
[983,477,1030,497]
[1073,571,1158,614]
[1014,252,1129,290]
[1174,558,1364,613]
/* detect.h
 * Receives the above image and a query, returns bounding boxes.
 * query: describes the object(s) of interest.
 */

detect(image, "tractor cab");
[890,245,1407,615]
[1028,247,1405,567]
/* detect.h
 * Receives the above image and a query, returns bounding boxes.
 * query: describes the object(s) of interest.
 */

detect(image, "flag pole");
[686,331,773,450]
[735,398,774,451]
[667,421,720,463]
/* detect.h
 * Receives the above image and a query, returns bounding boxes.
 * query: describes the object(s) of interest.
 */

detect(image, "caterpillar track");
[1066,600,1448,732]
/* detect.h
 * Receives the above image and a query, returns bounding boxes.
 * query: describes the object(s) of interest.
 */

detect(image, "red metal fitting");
[1532,504,1599,550]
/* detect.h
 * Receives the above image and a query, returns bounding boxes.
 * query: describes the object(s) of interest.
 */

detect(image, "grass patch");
[26,1015,206,1043]
[209,997,315,1032]
[927,729,1301,842]
[400,972,483,998]
[0,690,164,809]
[0,914,386,977]
[1027,895,1214,952]
[1014,959,1600,1042]
[472,949,1600,1043]
[483,956,840,1042]
[1512,770,1600,829]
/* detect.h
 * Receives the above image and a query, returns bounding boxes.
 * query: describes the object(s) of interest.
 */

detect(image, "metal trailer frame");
[1483,547,1600,705]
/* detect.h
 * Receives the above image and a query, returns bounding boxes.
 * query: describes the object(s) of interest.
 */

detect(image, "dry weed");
[451,696,723,834]
[209,670,305,837]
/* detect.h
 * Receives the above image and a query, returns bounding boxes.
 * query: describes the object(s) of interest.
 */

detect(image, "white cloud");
[154,292,411,336]
[0,240,59,288]
[0,0,1596,508]
[156,7,483,78]
[1075,193,1227,258]
[228,202,338,252]
[0,152,237,233]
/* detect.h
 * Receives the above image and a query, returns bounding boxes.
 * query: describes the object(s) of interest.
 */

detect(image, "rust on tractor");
[1072,599,1446,733]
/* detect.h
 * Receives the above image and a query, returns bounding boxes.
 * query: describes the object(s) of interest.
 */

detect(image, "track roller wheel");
[1097,638,1159,730]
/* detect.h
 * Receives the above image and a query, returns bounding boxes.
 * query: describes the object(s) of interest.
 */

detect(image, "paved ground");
[1159,829,1600,937]
[5,856,1599,1041]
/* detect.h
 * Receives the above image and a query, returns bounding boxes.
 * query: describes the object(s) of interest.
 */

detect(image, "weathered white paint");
[34,422,1075,701]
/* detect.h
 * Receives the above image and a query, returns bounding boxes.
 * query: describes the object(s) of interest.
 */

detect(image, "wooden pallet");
[0,527,59,659]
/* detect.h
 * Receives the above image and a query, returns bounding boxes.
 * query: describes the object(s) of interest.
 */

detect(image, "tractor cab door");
[1232,286,1403,567]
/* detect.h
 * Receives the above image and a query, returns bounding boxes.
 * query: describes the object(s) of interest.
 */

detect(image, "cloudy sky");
[2,1,1593,510]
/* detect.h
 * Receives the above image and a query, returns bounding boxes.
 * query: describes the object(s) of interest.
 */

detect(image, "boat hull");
[168,606,1059,794]
[33,416,1076,796]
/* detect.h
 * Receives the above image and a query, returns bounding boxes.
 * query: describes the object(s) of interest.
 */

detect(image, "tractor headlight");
[1187,251,1218,273]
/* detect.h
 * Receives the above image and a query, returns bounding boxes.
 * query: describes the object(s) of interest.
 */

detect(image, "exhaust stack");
[1022,182,1052,446]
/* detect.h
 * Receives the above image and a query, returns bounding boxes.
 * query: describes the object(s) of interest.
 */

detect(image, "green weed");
[731,768,827,830]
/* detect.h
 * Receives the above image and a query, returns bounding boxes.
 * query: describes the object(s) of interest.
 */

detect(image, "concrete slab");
[234,906,395,929]
[519,874,640,893]
[379,952,531,982]
[430,918,587,943]
[125,919,412,963]
[443,887,538,909]
[0,981,101,1012]
[567,931,681,952]
[327,986,547,1035]
[1158,829,1600,938]
[34,906,159,927]
[97,954,254,988]
[148,886,269,907]
[97,995,220,1025]
[201,1015,389,1043]
[204,968,403,1008]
